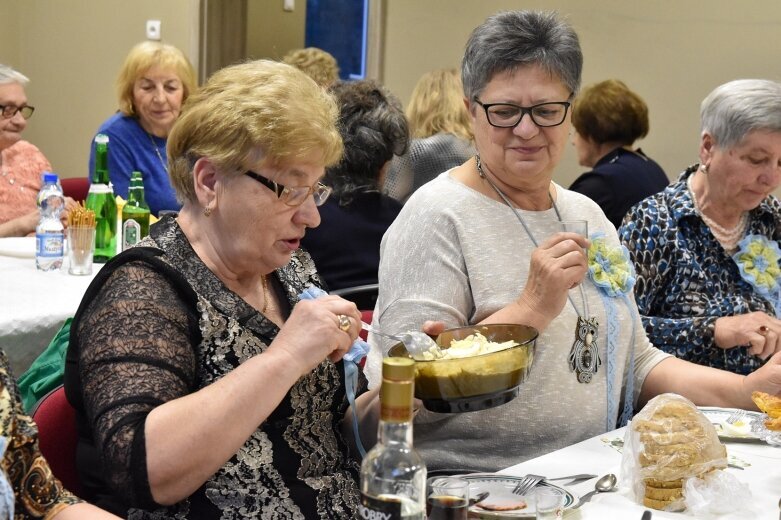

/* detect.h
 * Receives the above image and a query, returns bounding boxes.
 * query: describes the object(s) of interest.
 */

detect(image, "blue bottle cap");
[42,172,59,183]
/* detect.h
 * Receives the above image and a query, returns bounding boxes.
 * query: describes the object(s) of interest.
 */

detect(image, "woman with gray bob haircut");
[461,10,582,101]
[622,79,781,375]
[368,10,781,474]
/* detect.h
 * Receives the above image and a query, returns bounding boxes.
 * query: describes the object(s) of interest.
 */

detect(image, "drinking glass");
[556,219,588,238]
[534,486,566,519]
[426,476,469,520]
[67,226,96,275]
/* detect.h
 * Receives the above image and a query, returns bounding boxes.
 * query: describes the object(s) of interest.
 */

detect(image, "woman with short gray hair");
[621,78,781,375]
[367,11,781,473]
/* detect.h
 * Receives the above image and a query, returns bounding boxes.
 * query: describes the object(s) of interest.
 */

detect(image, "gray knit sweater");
[366,171,669,471]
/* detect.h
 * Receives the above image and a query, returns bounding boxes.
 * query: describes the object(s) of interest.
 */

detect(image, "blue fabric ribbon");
[299,285,370,457]
[596,289,636,429]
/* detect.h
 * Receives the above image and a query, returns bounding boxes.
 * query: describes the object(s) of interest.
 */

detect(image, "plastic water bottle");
[35,172,65,271]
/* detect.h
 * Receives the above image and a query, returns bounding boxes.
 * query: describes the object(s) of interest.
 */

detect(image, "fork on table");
[726,409,747,424]
[511,474,545,496]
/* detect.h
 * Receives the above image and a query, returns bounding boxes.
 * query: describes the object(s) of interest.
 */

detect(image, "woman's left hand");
[714,312,781,359]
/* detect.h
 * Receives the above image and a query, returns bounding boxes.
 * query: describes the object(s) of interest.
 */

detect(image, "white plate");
[461,475,576,518]
[700,406,781,446]
[0,237,36,258]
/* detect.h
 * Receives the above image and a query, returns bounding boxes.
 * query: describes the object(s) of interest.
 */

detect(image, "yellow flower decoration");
[733,234,781,297]
[588,234,636,297]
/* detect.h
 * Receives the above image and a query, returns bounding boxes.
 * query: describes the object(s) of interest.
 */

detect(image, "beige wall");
[381,0,781,190]
[3,0,781,191]
[245,0,306,60]
[0,0,199,180]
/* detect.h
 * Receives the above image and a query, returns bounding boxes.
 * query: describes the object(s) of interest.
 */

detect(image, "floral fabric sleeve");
[0,349,81,519]
[620,198,722,364]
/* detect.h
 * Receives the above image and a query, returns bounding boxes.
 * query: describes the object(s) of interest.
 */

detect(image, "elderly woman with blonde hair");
[89,41,197,215]
[384,68,475,201]
[66,60,371,518]
[282,47,339,87]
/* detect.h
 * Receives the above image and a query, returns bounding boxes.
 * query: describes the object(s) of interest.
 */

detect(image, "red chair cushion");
[60,177,90,203]
[31,386,82,497]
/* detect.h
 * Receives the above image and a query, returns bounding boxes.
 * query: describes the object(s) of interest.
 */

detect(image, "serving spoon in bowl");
[360,322,441,359]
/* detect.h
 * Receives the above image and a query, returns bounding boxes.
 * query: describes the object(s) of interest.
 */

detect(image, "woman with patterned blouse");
[620,79,781,374]
[65,61,372,518]
[0,346,119,519]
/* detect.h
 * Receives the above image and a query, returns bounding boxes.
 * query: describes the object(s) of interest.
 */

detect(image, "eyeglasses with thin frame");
[0,105,34,120]
[474,98,571,128]
[244,170,332,207]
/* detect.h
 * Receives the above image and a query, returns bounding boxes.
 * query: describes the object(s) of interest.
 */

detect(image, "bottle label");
[36,233,64,257]
[123,219,141,251]
[359,493,402,519]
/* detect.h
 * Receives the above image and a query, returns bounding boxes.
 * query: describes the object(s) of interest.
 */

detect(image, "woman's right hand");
[269,296,362,377]
[714,312,781,359]
[516,232,590,330]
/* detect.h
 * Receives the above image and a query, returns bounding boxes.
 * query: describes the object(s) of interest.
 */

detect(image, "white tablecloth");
[500,426,781,519]
[0,245,101,375]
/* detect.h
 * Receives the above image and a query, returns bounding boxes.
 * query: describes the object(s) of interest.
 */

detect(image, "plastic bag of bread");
[620,393,751,515]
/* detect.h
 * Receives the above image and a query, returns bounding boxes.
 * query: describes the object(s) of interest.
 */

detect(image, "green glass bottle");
[85,134,117,262]
[121,171,151,250]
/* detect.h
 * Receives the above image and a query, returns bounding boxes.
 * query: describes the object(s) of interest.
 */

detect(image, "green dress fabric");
[18,319,71,413]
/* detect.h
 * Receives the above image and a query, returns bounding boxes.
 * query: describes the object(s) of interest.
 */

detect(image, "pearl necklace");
[687,175,748,252]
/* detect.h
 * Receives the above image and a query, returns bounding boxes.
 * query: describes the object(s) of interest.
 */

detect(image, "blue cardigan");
[88,113,180,216]
[569,147,668,229]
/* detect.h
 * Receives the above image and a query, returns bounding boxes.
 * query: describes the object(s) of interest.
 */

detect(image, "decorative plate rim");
[699,406,781,446]
[460,474,576,519]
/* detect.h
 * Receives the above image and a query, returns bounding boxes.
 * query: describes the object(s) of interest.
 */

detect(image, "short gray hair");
[700,79,781,149]
[0,64,29,86]
[461,10,582,101]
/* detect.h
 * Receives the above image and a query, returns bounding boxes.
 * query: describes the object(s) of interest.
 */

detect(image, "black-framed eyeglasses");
[244,170,332,207]
[0,105,34,120]
[474,98,570,128]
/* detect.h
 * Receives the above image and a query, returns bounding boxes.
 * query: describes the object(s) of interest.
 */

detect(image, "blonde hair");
[282,47,339,87]
[167,59,343,203]
[406,68,472,141]
[116,41,197,117]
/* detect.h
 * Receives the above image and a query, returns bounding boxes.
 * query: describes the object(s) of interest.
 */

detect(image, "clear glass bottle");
[35,172,65,271]
[85,133,116,262]
[121,170,150,250]
[359,358,426,519]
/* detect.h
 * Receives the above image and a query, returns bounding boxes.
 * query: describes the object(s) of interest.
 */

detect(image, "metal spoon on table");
[575,473,617,508]
[360,322,441,358]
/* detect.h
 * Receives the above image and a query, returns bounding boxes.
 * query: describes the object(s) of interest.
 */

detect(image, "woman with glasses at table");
[366,10,781,473]
[65,60,373,518]
[0,64,77,237]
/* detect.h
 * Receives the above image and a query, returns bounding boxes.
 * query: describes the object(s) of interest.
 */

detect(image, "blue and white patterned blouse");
[619,166,781,374]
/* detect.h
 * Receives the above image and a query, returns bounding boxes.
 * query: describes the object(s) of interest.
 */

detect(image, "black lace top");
[64,215,364,519]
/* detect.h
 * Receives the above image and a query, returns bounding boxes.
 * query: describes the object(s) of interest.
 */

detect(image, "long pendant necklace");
[147,132,169,173]
[475,155,601,383]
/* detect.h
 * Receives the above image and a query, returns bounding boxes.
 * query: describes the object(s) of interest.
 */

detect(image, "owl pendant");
[568,316,601,383]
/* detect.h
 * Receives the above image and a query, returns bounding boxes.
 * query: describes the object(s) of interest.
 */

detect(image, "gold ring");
[338,314,351,333]
[759,325,769,335]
